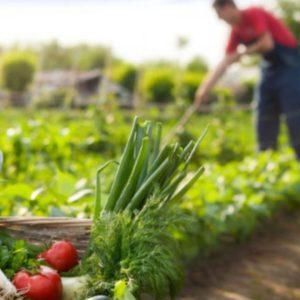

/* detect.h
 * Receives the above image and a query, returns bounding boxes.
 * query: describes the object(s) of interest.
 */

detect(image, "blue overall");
[256,44,300,159]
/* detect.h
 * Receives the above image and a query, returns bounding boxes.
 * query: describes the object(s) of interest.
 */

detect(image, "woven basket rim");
[0,217,92,227]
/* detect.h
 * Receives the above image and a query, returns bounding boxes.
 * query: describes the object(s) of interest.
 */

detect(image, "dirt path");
[180,212,300,300]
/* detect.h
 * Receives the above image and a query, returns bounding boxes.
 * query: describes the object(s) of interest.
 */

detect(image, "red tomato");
[13,266,62,300]
[38,241,79,272]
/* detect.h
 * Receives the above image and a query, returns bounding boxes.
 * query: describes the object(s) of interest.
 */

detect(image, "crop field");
[0,106,299,299]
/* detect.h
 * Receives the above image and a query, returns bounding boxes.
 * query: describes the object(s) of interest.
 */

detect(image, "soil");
[180,212,300,300]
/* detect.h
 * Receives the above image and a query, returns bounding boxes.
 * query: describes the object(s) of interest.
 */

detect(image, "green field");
[0,106,299,299]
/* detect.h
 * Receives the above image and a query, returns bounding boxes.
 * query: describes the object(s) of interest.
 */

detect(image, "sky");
[0,0,275,66]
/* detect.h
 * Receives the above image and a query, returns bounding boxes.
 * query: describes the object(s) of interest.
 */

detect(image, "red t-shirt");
[226,7,298,54]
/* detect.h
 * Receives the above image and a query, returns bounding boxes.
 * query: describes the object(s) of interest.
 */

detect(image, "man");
[194,0,300,160]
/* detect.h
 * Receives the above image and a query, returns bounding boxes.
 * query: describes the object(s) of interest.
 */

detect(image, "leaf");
[68,189,93,203]
[31,187,45,200]
[0,183,33,199]
[52,171,77,197]
[114,280,136,300]
[0,151,3,172]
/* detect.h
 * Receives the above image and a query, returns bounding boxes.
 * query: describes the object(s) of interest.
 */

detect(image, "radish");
[37,241,79,272]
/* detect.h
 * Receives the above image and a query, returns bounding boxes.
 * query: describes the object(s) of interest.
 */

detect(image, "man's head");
[213,0,240,26]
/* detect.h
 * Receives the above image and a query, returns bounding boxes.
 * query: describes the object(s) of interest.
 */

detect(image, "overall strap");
[262,44,300,69]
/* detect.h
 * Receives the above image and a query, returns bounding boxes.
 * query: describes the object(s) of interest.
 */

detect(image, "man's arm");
[242,32,274,55]
[194,33,274,108]
[194,52,239,108]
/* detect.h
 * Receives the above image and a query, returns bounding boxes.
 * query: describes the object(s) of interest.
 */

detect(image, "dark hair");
[213,0,236,8]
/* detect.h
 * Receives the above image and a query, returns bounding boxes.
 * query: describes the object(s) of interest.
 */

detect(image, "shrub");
[239,79,257,104]
[278,0,300,41]
[180,71,205,102]
[111,64,138,93]
[212,87,235,111]
[74,44,110,71]
[141,69,175,103]
[186,56,208,73]
[33,88,75,108]
[39,40,72,70]
[1,52,36,92]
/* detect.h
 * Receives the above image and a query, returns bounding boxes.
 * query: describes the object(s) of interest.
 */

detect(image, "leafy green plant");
[1,52,36,93]
[186,56,208,73]
[141,69,176,103]
[112,64,138,93]
[180,71,205,102]
[278,0,300,41]
[0,107,299,300]
[84,199,189,299]
[0,232,42,278]
[33,88,75,109]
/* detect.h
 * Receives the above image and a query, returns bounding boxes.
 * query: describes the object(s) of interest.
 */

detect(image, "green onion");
[126,158,170,212]
[104,117,139,211]
[151,122,162,163]
[100,117,207,215]
[170,166,205,203]
[94,160,118,220]
[161,172,187,200]
[184,126,208,169]
[114,137,150,212]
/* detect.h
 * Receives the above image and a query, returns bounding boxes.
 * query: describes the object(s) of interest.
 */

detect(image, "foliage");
[185,152,300,248]
[1,52,36,92]
[212,87,235,110]
[39,41,111,71]
[0,106,299,299]
[0,232,42,278]
[72,44,111,71]
[186,56,209,73]
[33,88,75,108]
[83,199,191,299]
[141,69,176,103]
[142,60,177,71]
[111,64,138,93]
[278,0,300,41]
[39,40,73,70]
[237,78,257,104]
[180,71,205,102]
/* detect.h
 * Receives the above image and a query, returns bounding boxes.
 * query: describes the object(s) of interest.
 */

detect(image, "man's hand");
[193,53,238,111]
[226,51,242,64]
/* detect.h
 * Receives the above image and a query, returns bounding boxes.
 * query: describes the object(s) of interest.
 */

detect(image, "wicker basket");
[0,217,92,257]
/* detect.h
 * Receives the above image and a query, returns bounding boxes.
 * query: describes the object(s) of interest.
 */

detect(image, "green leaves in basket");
[0,231,42,278]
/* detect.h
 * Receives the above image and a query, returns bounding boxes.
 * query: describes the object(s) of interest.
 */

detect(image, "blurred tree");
[142,60,177,71]
[236,78,257,104]
[186,56,209,73]
[1,52,36,106]
[278,0,300,41]
[72,44,111,70]
[180,71,205,103]
[38,41,113,71]
[33,88,75,109]
[111,63,138,93]
[39,40,73,70]
[141,68,175,104]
